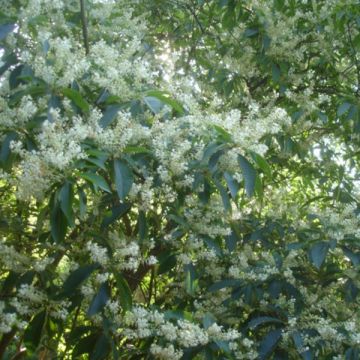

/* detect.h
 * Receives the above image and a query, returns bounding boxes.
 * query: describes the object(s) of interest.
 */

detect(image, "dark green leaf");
[59,181,74,227]
[250,152,272,177]
[144,96,163,114]
[225,231,238,252]
[158,253,177,274]
[346,347,360,360]
[99,105,122,128]
[208,279,242,292]
[259,329,282,360]
[337,102,351,117]
[90,334,111,360]
[123,145,152,154]
[342,247,360,266]
[0,23,15,40]
[272,64,281,82]
[114,273,132,312]
[9,65,24,90]
[62,88,89,113]
[292,331,313,360]
[0,52,17,76]
[24,311,46,351]
[203,236,222,256]
[213,125,232,142]
[203,313,216,329]
[224,171,240,199]
[0,131,17,169]
[78,187,87,219]
[113,159,133,200]
[145,90,184,114]
[87,282,110,317]
[344,279,359,303]
[72,333,98,356]
[50,197,67,243]
[213,178,231,212]
[101,203,131,229]
[238,154,256,197]
[184,263,197,296]
[137,210,147,241]
[79,172,111,193]
[248,316,283,329]
[244,28,259,37]
[309,241,329,269]
[62,264,98,297]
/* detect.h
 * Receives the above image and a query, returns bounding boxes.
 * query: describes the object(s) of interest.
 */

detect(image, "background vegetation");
[0,0,359,358]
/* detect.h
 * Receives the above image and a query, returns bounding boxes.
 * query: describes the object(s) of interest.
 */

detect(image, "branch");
[347,21,360,96]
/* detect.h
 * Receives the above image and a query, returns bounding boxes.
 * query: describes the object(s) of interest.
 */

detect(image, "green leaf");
[24,311,46,351]
[346,347,360,360]
[50,196,67,243]
[0,52,17,77]
[202,313,216,329]
[9,65,24,90]
[184,263,197,296]
[61,264,98,297]
[62,88,89,113]
[342,247,360,266]
[212,125,232,142]
[59,181,74,227]
[113,159,133,200]
[0,131,18,169]
[0,23,15,40]
[101,203,131,229]
[87,282,110,317]
[244,28,259,37]
[224,171,240,199]
[337,102,351,117]
[292,331,313,360]
[137,210,147,241]
[202,142,226,165]
[309,241,329,269]
[90,334,111,360]
[114,273,133,312]
[145,90,184,114]
[248,316,283,329]
[238,154,256,197]
[271,63,281,82]
[203,236,222,256]
[79,172,111,193]
[9,84,47,106]
[213,178,231,212]
[73,333,98,357]
[208,279,242,292]
[158,253,177,274]
[144,96,163,114]
[78,187,87,219]
[258,328,282,360]
[250,152,272,177]
[99,105,122,128]
[123,146,152,154]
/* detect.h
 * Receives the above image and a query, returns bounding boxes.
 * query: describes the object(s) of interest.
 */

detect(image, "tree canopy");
[0,0,360,359]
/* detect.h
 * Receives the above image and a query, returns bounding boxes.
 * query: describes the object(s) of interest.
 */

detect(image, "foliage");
[0,0,360,359]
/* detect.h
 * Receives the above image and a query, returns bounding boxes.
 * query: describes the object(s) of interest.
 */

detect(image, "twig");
[80,0,90,55]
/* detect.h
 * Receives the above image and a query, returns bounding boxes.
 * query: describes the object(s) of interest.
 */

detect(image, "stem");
[80,0,90,55]
[0,330,16,359]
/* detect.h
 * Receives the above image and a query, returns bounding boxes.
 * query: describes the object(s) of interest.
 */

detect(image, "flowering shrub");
[0,0,359,358]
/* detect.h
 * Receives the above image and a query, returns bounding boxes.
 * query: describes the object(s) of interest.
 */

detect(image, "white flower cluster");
[86,241,109,266]
[124,307,240,352]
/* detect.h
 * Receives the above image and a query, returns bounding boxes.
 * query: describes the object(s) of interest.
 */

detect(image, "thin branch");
[80,0,90,55]
[347,21,360,96]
